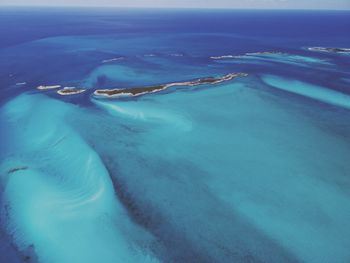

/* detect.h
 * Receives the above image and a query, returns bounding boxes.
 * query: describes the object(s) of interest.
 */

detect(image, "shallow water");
[1,8,350,263]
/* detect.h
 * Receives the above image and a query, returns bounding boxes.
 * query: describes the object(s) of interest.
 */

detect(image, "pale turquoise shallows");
[262,75,350,109]
[0,94,160,263]
[89,80,350,263]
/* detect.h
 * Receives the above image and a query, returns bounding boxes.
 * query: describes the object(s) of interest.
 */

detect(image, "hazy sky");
[0,0,349,10]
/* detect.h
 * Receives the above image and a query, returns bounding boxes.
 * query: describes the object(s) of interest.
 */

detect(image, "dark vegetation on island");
[35,73,247,98]
[57,88,86,95]
[94,72,248,98]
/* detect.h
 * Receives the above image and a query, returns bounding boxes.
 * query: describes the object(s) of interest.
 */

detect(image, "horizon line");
[0,5,350,11]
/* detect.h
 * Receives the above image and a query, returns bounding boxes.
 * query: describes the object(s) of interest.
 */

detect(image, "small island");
[94,73,247,98]
[245,51,283,56]
[211,55,238,59]
[102,57,124,63]
[37,85,61,90]
[211,51,282,60]
[307,47,350,54]
[57,87,86,96]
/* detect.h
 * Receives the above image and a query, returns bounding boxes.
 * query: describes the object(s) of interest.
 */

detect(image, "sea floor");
[1,8,350,263]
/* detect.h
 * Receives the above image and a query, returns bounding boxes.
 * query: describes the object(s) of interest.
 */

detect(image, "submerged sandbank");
[262,75,350,110]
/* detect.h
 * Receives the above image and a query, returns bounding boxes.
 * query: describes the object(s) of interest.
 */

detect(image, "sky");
[0,0,349,10]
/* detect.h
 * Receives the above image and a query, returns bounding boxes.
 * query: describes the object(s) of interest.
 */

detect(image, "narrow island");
[245,51,283,56]
[102,57,124,63]
[37,85,61,90]
[57,87,86,96]
[307,47,350,54]
[94,73,247,98]
[211,51,282,60]
[211,55,238,59]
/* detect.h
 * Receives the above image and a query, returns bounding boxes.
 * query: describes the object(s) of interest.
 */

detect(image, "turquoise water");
[1,95,160,263]
[1,8,350,263]
[262,75,350,109]
[89,81,350,263]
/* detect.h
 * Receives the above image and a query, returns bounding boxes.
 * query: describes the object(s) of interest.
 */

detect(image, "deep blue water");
[0,7,350,263]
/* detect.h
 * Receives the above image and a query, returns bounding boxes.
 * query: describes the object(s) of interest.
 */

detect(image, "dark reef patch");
[7,166,28,175]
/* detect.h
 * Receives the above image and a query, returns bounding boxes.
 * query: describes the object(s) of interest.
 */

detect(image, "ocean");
[0,7,350,263]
